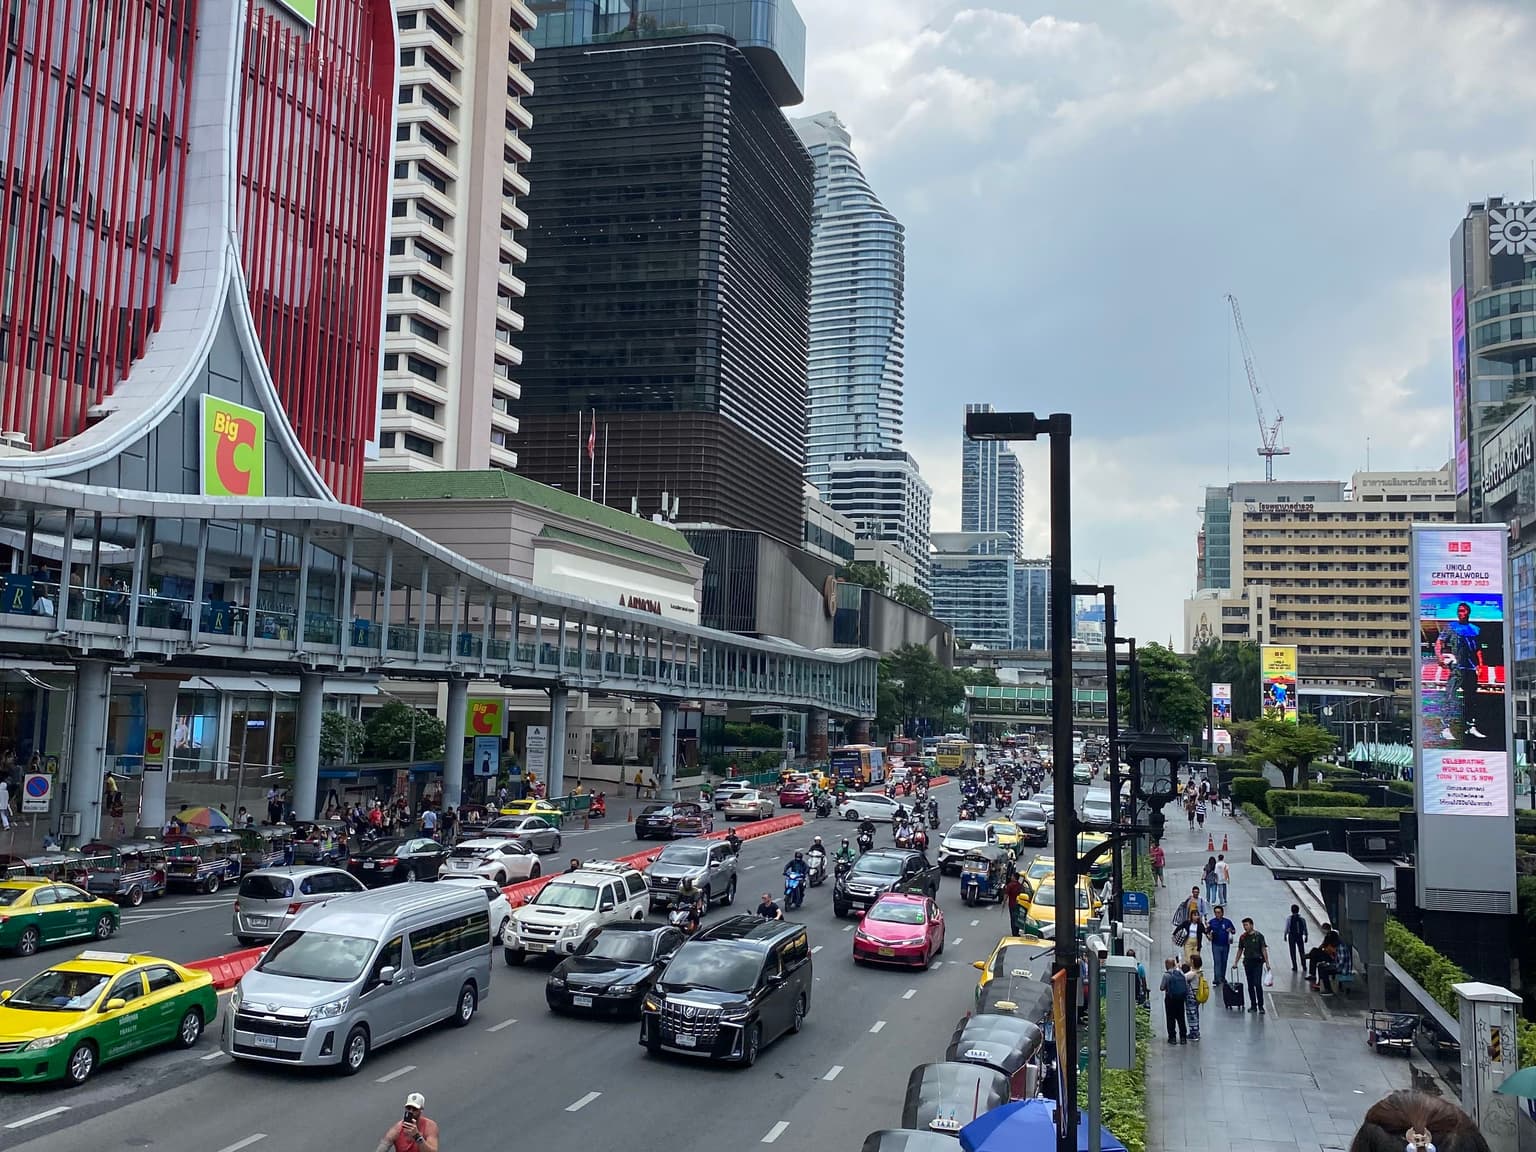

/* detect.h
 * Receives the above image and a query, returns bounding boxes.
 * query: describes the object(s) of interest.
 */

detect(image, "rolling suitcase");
[1222,980,1245,1010]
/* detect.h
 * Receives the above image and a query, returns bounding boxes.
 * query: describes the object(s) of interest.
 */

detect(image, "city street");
[0,781,1074,1152]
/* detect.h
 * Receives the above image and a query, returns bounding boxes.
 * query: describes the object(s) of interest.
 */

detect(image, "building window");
[404,395,438,420]
[387,275,404,294]
[402,433,437,458]
[409,317,441,344]
[397,85,413,104]
[414,239,446,268]
[380,431,397,447]
[405,354,441,383]
[410,280,442,307]
[389,237,406,255]
[391,199,408,219]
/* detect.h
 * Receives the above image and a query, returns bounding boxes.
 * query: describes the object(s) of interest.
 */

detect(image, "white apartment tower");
[373,0,535,472]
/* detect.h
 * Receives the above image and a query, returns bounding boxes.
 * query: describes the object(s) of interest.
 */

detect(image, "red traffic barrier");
[187,946,267,991]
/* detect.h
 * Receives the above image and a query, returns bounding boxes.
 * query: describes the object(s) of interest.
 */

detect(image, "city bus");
[831,744,887,788]
[886,736,920,761]
[934,740,976,773]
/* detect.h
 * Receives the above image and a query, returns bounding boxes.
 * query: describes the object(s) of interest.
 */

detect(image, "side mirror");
[600,902,615,913]
[104,997,128,1012]
[379,966,397,985]
[972,960,987,971]
[0,989,9,1001]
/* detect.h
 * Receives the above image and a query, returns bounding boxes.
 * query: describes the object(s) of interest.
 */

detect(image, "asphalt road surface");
[0,774,1090,1152]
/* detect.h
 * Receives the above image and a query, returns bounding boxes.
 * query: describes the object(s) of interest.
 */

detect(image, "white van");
[1081,789,1113,824]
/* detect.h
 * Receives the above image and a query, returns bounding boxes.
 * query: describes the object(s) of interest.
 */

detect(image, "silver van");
[233,865,366,945]
[224,884,491,1075]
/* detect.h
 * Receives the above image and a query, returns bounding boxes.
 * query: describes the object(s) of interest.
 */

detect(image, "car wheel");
[127,884,144,908]
[340,1026,369,1075]
[504,947,525,967]
[95,913,116,939]
[530,862,541,879]
[724,878,736,905]
[833,903,847,919]
[65,1041,96,1086]
[403,867,417,883]
[451,981,477,1027]
[497,917,510,942]
[204,874,221,895]
[740,1023,761,1068]
[16,926,39,956]
[174,1007,204,1049]
[791,993,806,1033]
[844,809,858,821]
[701,886,711,908]
[552,834,561,852]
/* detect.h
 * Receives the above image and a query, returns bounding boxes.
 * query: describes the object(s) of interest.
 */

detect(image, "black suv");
[833,848,939,917]
[639,916,812,1067]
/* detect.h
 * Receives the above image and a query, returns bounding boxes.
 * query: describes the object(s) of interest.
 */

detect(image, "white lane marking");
[566,1091,602,1113]
[842,924,853,932]
[823,1065,843,1081]
[902,988,917,1000]
[953,938,963,945]
[375,1064,416,1084]
[811,945,823,954]
[970,919,979,926]
[486,1018,519,1033]
[869,1020,886,1033]
[762,1122,790,1144]
[4,1106,70,1130]
[201,1050,227,1061]
[213,1137,267,1152]
[744,865,756,870]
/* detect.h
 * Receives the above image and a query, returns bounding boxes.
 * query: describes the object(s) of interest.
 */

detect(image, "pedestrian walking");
[1215,853,1230,905]
[1201,855,1219,906]
[1235,916,1271,1013]
[1283,904,1309,971]
[1149,840,1166,887]
[1185,793,1196,829]
[1207,905,1236,984]
[1160,957,1189,1043]
[1003,872,1024,936]
[420,805,438,840]
[1195,795,1208,829]
[1182,911,1206,965]
[1183,954,1207,1040]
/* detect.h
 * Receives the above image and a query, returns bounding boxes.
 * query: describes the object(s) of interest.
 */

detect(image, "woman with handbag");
[1182,911,1207,965]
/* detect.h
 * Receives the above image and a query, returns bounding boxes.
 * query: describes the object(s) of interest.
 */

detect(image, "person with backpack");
[1184,954,1208,1040]
[1283,904,1309,971]
[1159,957,1189,1044]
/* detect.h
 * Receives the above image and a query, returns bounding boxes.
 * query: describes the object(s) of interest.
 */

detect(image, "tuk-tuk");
[291,820,348,866]
[455,805,490,840]
[978,973,1055,1022]
[0,854,32,880]
[164,831,242,893]
[900,1062,1010,1136]
[78,839,169,906]
[25,848,115,887]
[861,1131,969,1152]
[238,825,295,871]
[959,844,1013,906]
[946,1013,1045,1101]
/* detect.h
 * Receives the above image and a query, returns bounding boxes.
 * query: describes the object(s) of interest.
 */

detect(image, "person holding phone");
[376,1092,439,1152]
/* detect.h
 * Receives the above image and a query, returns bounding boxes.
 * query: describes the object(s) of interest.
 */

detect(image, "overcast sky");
[794,0,1536,645]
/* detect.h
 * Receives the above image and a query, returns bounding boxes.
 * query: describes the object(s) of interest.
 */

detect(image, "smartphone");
[403,1111,414,1125]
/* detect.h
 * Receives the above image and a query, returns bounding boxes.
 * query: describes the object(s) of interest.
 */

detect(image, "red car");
[852,892,946,969]
[777,779,813,809]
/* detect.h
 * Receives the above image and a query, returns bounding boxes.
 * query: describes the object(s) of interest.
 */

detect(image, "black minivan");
[639,916,811,1067]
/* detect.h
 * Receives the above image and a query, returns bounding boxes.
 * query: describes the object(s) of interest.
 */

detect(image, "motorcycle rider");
[857,819,876,853]
[783,851,809,910]
[671,877,705,933]
[724,828,743,857]
[835,837,857,867]
[927,797,940,827]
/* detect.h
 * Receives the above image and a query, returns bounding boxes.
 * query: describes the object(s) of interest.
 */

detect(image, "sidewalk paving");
[1144,801,1415,1152]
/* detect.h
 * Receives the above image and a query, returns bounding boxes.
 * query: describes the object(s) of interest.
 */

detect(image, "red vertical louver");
[0,0,198,450]
[236,0,392,504]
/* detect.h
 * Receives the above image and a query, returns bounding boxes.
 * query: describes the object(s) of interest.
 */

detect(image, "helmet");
[840,838,850,847]
[794,850,804,860]
[812,836,823,845]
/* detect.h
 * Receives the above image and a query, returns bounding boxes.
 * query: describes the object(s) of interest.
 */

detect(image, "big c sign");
[467,697,504,737]
[200,396,267,498]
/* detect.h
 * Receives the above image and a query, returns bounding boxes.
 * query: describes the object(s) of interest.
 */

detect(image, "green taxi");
[0,950,217,1084]
[0,879,121,956]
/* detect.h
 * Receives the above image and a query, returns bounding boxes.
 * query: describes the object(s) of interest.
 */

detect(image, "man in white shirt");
[421,806,438,840]
[1214,854,1230,906]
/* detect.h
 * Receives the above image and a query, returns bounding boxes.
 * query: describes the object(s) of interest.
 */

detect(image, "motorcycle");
[589,792,607,819]
[784,871,806,911]
[912,827,929,851]
[668,894,703,933]
[813,794,833,819]
[856,829,875,853]
[894,822,914,849]
[834,858,853,883]
[927,799,940,828]
[807,848,828,887]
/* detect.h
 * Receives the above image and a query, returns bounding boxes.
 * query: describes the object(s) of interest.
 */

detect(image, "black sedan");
[635,804,695,840]
[546,922,688,1016]
[346,837,450,886]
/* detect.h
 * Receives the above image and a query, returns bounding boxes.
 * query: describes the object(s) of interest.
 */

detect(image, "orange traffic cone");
[627,807,634,823]
[1206,833,1215,852]
[1222,833,1229,852]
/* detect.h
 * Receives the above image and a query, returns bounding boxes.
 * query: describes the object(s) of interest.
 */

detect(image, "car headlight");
[641,994,661,1012]
[562,924,579,936]
[230,986,243,1011]
[24,1034,69,1051]
[309,997,348,1020]
[721,1009,751,1023]
[548,975,566,988]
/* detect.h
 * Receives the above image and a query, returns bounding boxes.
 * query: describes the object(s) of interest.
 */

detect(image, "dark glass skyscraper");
[516,1,813,543]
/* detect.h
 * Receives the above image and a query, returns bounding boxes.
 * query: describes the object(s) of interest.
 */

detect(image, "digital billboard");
[1414,527,1509,817]
[1260,646,1297,723]
[1210,683,1232,725]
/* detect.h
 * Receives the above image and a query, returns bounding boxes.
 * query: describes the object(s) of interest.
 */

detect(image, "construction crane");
[1225,293,1290,481]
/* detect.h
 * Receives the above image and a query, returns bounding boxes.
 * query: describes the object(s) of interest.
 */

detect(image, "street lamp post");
[966,409,1076,1151]
[1075,583,1122,945]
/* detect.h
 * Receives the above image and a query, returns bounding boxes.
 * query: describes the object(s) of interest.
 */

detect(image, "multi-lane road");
[0,781,1082,1152]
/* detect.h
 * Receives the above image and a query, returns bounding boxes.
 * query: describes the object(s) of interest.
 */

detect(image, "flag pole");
[602,424,609,506]
[574,409,581,495]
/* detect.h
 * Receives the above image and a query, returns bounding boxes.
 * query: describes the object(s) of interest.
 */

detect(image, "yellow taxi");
[0,950,217,1084]
[1021,856,1056,891]
[986,819,1024,856]
[496,798,565,827]
[971,934,1053,1012]
[1077,832,1112,883]
[1019,876,1101,940]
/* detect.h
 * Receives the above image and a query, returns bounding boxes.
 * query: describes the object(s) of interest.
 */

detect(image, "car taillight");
[287,902,304,915]
[380,858,399,867]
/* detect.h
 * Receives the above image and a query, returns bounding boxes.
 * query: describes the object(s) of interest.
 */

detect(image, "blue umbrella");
[959,1100,1128,1152]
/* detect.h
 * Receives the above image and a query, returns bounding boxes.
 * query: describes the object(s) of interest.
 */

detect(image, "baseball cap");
[405,1093,425,1110]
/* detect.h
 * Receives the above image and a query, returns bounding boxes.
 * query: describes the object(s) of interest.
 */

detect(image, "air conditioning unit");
[58,812,81,837]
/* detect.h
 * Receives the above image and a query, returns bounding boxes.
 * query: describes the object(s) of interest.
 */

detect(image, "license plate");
[674,1033,697,1048]
[252,1034,278,1049]
[247,917,269,927]
[362,861,376,869]
[526,942,548,953]
[878,947,894,956]
[572,994,594,1008]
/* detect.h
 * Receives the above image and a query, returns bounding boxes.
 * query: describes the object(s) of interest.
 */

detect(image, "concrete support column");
[442,678,468,811]
[659,701,679,800]
[138,678,181,833]
[807,709,829,761]
[64,660,112,845]
[292,672,324,822]
[852,719,871,745]
[547,688,569,800]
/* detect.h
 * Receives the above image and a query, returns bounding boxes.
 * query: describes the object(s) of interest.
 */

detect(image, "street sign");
[1120,891,1149,915]
[473,736,499,778]
[144,728,166,767]
[526,726,549,775]
[21,773,52,814]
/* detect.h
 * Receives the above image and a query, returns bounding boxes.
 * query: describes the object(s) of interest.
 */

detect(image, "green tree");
[363,701,446,762]
[1242,717,1337,789]
[837,561,890,593]
[879,644,963,734]
[1119,642,1205,738]
[320,710,367,765]
[1184,639,1261,722]
[892,583,933,614]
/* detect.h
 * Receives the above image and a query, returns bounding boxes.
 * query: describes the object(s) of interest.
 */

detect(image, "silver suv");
[644,839,739,911]
[233,865,365,944]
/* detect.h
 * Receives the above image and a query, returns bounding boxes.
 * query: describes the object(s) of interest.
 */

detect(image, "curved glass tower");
[793,112,906,494]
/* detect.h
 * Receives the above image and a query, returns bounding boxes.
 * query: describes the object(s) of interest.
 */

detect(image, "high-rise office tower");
[513,0,814,543]
[792,111,905,494]
[371,0,535,474]
[823,450,931,589]
[961,403,1024,558]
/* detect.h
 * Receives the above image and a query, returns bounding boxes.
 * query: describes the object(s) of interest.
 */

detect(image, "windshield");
[948,826,986,842]
[258,930,376,982]
[532,883,598,910]
[239,874,294,900]
[586,932,657,963]
[868,902,925,925]
[854,855,904,878]
[1033,886,1088,910]
[8,969,110,1011]
[658,846,709,867]
[0,888,29,907]
[642,806,671,816]
[661,943,761,993]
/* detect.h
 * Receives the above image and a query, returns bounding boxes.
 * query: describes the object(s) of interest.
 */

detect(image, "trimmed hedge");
[1385,919,1536,1067]
[1230,777,1272,808]
[1285,806,1397,820]
[1386,781,1414,797]
[1267,789,1368,817]
[1241,802,1274,828]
